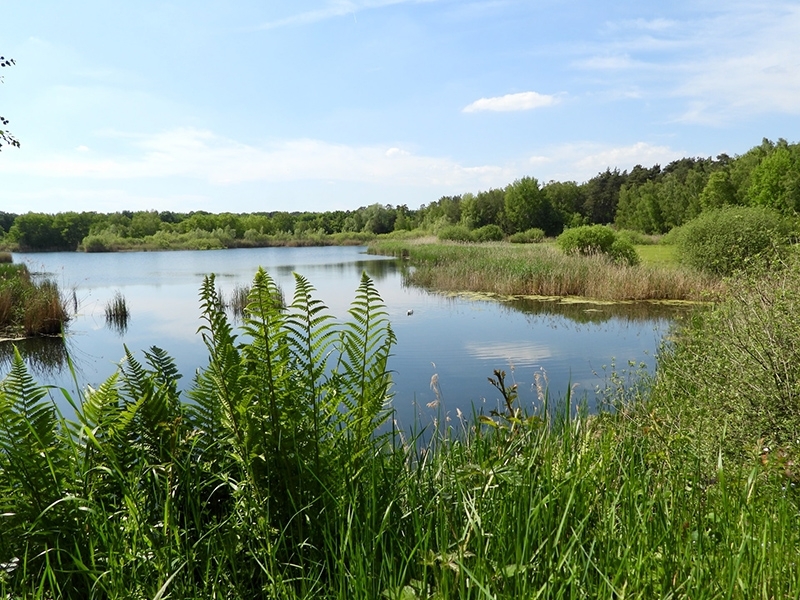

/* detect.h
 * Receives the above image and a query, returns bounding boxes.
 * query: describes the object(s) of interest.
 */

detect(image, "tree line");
[1,138,798,251]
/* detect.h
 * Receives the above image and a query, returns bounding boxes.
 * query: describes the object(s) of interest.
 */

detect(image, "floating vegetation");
[104,290,130,335]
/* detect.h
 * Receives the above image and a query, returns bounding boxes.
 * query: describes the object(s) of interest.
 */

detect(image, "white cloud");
[0,128,513,189]
[527,141,683,183]
[463,91,561,113]
[576,3,800,123]
[463,341,552,365]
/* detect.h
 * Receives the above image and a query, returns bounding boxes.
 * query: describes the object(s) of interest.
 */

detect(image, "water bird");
[407,309,414,315]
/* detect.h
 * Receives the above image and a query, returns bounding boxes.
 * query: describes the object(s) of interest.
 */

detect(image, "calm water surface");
[4,246,678,427]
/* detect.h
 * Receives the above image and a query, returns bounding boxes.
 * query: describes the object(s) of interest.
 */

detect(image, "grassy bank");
[370,239,722,301]
[0,262,69,338]
[2,265,799,598]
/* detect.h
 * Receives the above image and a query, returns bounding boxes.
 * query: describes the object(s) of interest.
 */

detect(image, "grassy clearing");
[0,263,69,337]
[371,239,722,301]
[1,266,799,598]
[635,243,677,265]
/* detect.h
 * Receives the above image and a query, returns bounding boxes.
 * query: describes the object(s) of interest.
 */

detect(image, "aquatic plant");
[104,290,130,334]
[0,264,68,337]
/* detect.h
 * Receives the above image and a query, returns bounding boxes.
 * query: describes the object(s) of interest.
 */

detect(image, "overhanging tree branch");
[1,55,20,151]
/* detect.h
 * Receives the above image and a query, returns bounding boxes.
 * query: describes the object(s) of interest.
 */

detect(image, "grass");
[636,243,678,265]
[0,263,69,337]
[1,266,799,598]
[370,239,722,301]
[104,290,130,334]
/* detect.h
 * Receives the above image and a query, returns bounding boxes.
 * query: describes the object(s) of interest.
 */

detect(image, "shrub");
[438,225,474,242]
[557,225,616,255]
[557,225,639,266]
[677,206,792,276]
[508,228,545,244]
[472,224,504,242]
[650,259,800,467]
[609,237,640,266]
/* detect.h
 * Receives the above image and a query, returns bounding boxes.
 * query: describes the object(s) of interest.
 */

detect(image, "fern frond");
[336,273,396,442]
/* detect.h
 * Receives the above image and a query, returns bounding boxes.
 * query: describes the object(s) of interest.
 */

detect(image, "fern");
[336,272,396,444]
[285,273,338,469]
[0,349,64,517]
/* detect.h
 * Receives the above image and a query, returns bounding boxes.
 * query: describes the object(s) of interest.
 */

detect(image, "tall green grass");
[0,264,68,337]
[370,239,723,301]
[1,268,799,598]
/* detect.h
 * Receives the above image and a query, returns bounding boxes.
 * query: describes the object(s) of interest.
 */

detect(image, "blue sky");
[1,0,799,214]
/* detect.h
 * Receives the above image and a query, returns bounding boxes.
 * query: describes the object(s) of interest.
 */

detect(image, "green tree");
[460,189,505,229]
[582,168,627,224]
[747,141,800,214]
[504,177,561,235]
[543,181,585,227]
[53,211,96,250]
[699,170,738,210]
[8,213,63,250]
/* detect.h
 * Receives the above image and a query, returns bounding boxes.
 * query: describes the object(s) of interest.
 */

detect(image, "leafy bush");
[472,224,504,242]
[557,225,616,255]
[438,224,474,242]
[677,206,792,276]
[508,227,545,244]
[557,225,639,266]
[609,237,640,266]
[650,259,800,467]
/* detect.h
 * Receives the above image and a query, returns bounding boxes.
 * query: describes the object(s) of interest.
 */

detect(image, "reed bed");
[104,290,130,334]
[0,264,68,337]
[371,240,724,301]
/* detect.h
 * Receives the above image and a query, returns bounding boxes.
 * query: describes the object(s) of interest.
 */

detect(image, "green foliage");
[0,264,68,336]
[504,176,561,235]
[2,269,800,597]
[677,206,792,276]
[508,227,545,243]
[472,223,504,242]
[650,259,800,469]
[437,224,473,242]
[746,141,800,214]
[557,225,640,266]
[609,237,640,266]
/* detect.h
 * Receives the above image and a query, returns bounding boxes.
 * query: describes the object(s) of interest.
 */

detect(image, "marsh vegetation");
[1,260,799,598]
[370,239,724,302]
[0,263,68,338]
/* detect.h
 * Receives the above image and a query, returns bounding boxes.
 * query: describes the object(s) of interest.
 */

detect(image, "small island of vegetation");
[0,252,68,340]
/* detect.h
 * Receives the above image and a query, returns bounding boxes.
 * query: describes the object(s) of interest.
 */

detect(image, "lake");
[3,246,679,428]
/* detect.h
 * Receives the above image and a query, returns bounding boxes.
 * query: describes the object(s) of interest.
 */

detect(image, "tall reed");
[0,264,68,336]
[370,239,724,301]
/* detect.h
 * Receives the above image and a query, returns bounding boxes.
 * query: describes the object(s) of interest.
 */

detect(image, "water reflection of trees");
[0,337,69,378]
